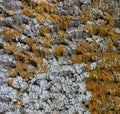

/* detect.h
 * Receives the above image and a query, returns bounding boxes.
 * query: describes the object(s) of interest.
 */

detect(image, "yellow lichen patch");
[71,55,82,64]
[36,1,54,14]
[3,8,15,16]
[71,19,120,112]
[40,25,49,36]
[52,0,57,3]
[13,25,26,33]
[50,14,60,21]
[35,14,45,20]
[2,0,72,80]
[22,5,36,18]
[16,61,28,72]
[71,40,99,64]
[14,52,30,62]
[43,39,51,47]
[84,15,120,38]
[56,16,72,31]
[84,23,98,36]
[79,7,91,24]
[103,15,114,26]
[4,42,17,54]
[58,31,67,38]
[15,61,34,79]
[7,79,13,87]
[76,45,88,54]
[71,54,93,64]
[8,69,17,77]
[22,0,55,20]
[90,0,99,8]
[0,15,2,19]
[15,98,23,107]
[25,37,36,45]
[3,27,19,39]
[37,62,49,74]
[54,45,65,57]
[77,40,98,53]
[86,67,120,112]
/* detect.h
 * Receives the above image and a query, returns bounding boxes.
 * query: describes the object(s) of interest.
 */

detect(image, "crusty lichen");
[1,0,120,112]
[3,27,19,39]
[54,45,65,57]
[3,8,15,16]
[2,0,73,80]
[82,1,120,113]
[79,7,92,24]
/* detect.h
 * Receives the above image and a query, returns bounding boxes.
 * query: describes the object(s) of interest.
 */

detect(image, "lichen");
[3,8,15,16]
[1,0,120,112]
[3,27,19,39]
[79,7,92,24]
[54,45,65,57]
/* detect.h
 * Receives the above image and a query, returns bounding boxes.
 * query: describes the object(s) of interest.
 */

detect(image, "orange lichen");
[15,98,23,107]
[76,45,88,54]
[36,1,54,14]
[58,31,67,38]
[90,0,99,8]
[13,25,26,33]
[72,6,120,111]
[0,15,2,19]
[2,0,119,112]
[84,23,98,36]
[52,0,57,3]
[22,5,36,18]
[8,69,17,77]
[71,55,82,64]
[40,25,49,36]
[7,79,13,87]
[25,37,36,45]
[4,42,17,54]
[84,19,120,113]
[54,45,65,57]
[56,16,72,31]
[3,8,15,16]
[3,27,19,39]
[79,7,91,24]
[43,39,51,47]
[86,67,120,112]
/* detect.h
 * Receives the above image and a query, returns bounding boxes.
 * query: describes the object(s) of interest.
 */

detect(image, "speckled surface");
[0,0,120,114]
